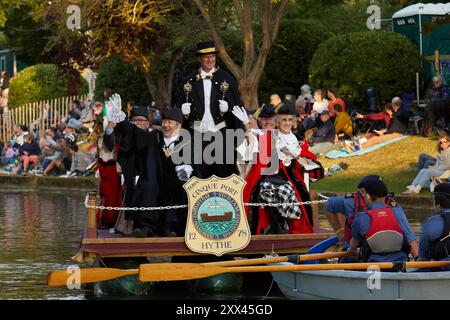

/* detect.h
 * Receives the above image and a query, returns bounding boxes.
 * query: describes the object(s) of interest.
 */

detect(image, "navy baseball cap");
[434,183,450,197]
[357,175,383,188]
[361,176,388,197]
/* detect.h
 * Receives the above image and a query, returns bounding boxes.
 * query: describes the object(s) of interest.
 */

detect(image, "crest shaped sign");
[183,174,251,256]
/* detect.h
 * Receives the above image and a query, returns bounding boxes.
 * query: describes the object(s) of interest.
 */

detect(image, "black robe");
[106,121,192,234]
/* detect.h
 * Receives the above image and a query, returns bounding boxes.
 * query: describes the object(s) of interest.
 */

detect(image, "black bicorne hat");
[275,102,296,115]
[258,104,276,118]
[130,106,149,119]
[163,108,183,124]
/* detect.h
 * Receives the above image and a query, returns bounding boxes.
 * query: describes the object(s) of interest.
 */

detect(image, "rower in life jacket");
[348,176,419,263]
[418,183,450,270]
[326,175,393,249]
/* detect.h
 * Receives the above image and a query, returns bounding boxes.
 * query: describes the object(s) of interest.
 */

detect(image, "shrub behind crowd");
[309,31,421,105]
[8,64,88,109]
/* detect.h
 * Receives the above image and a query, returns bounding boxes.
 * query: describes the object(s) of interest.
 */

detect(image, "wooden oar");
[48,268,138,287]
[139,261,450,282]
[47,251,348,286]
[207,251,350,267]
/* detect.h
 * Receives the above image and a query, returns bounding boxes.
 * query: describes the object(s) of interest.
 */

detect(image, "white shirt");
[193,68,226,133]
[163,133,179,151]
[276,131,301,166]
[312,99,329,114]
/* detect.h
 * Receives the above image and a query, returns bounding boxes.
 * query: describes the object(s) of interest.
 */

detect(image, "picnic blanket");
[326,135,409,159]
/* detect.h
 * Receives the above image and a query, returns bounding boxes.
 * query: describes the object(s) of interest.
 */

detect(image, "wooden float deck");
[79,228,335,260]
[77,191,335,261]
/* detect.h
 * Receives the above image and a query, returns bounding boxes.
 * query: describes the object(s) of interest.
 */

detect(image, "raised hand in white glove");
[106,93,126,124]
[231,105,249,125]
[219,100,229,113]
[109,93,122,109]
[181,103,191,115]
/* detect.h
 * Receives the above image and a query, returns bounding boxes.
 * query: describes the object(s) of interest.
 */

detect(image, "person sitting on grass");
[356,103,394,135]
[39,136,72,176]
[403,130,450,194]
[308,110,336,156]
[67,143,94,177]
[16,133,40,175]
[327,88,346,117]
[333,104,353,140]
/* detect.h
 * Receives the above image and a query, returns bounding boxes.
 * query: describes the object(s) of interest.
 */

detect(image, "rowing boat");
[271,262,450,300]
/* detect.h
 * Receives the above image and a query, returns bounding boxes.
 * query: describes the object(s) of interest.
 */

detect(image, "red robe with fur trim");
[243,131,323,234]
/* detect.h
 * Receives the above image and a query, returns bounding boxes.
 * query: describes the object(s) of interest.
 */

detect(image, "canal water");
[0,189,434,300]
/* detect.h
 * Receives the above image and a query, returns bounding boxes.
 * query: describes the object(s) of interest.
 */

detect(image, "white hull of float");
[271,262,450,300]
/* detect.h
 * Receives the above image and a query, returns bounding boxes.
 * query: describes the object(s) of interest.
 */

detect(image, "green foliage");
[308,31,421,104]
[94,56,151,106]
[259,18,333,102]
[8,64,88,109]
[1,1,53,65]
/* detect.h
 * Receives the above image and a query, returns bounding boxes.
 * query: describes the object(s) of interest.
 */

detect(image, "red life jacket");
[344,192,367,242]
[365,206,404,254]
[345,193,392,242]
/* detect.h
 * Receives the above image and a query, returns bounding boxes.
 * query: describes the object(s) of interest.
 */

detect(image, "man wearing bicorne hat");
[175,40,243,179]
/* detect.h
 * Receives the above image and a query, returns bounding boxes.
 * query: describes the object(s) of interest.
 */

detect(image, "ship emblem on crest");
[183,174,251,256]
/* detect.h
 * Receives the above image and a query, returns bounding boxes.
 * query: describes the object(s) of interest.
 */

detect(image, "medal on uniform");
[183,82,192,103]
[163,146,172,158]
[219,80,229,100]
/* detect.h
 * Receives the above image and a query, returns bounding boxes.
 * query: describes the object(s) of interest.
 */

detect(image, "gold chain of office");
[84,194,329,212]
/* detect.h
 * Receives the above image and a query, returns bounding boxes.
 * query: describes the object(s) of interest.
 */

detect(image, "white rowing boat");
[271,262,450,300]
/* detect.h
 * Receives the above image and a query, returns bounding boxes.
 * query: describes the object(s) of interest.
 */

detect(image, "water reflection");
[0,190,88,299]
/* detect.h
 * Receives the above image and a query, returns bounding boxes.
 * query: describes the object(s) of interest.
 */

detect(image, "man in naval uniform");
[175,41,243,178]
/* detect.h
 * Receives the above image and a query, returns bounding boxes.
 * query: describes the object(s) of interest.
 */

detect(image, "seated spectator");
[427,76,449,102]
[295,84,314,115]
[18,133,40,174]
[40,136,72,176]
[270,94,283,109]
[356,103,394,131]
[309,110,336,155]
[403,130,450,194]
[67,143,93,176]
[12,125,29,146]
[2,142,15,164]
[333,104,353,139]
[312,89,329,115]
[355,98,409,150]
[327,88,346,116]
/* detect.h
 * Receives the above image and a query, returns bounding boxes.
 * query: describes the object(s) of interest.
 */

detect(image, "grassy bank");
[314,135,438,194]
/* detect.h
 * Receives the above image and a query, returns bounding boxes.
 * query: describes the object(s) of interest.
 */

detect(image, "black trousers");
[190,127,238,179]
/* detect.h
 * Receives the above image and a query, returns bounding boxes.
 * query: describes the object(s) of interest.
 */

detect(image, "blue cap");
[361,176,388,197]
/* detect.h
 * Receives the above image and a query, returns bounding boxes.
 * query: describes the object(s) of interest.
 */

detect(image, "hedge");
[8,64,88,109]
[308,31,421,105]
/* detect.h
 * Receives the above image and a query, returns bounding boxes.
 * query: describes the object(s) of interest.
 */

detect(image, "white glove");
[181,103,191,115]
[106,93,126,124]
[231,106,249,125]
[108,93,122,111]
[175,165,193,181]
[219,100,228,113]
